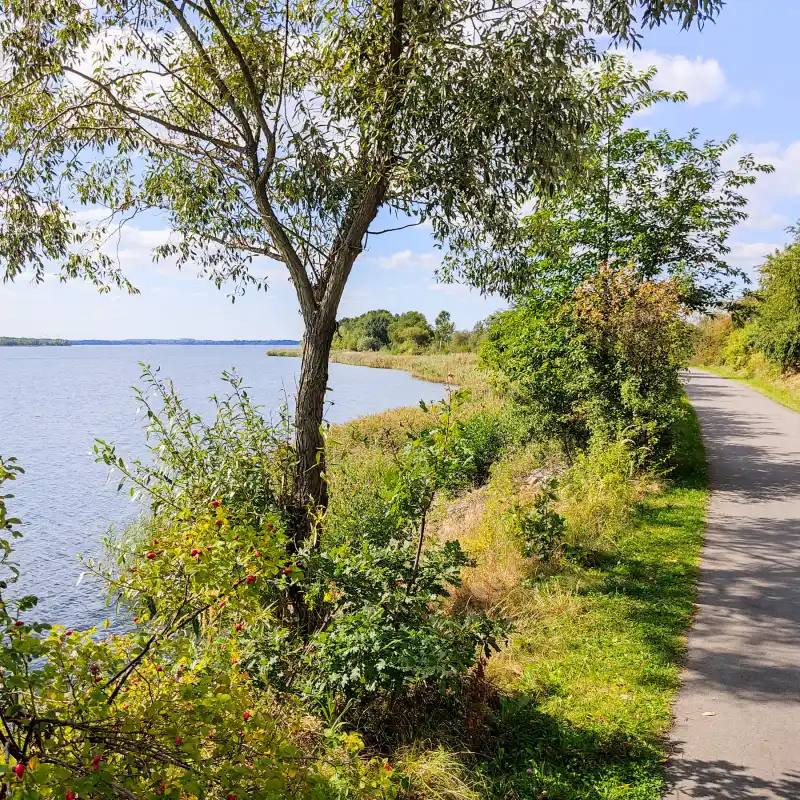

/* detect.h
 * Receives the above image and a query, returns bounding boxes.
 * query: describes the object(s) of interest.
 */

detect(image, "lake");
[0,346,441,629]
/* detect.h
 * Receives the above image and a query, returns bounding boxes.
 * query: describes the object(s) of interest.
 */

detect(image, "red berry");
[190,549,201,557]
[175,736,182,745]
[218,599,227,608]
[65,630,73,636]
[90,664,99,673]
[123,704,129,710]
[243,711,251,721]
[211,500,221,508]
[384,763,391,772]
[245,575,256,584]
[94,676,102,683]
[156,665,163,672]
[253,551,261,558]
[235,623,244,632]
[215,519,223,527]
[228,795,236,800]
[133,617,139,623]
[146,552,156,559]
[66,792,78,800]
[13,763,24,778]
[14,621,23,627]
[282,566,292,576]
[153,539,159,545]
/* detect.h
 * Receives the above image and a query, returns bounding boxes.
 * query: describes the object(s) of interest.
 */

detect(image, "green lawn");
[479,404,707,799]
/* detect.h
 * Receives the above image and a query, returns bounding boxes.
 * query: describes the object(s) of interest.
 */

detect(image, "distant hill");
[69,339,301,346]
[0,337,71,346]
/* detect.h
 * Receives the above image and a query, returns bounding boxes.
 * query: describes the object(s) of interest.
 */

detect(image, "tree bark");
[291,310,337,547]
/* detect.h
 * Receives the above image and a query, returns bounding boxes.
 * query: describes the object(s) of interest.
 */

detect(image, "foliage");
[95,371,503,707]
[572,266,692,458]
[481,299,589,452]
[0,455,404,799]
[434,311,456,351]
[508,482,566,563]
[483,267,691,461]
[96,365,294,526]
[753,240,800,370]
[333,310,487,355]
[0,0,721,294]
[458,56,773,311]
[691,314,733,366]
[0,338,70,346]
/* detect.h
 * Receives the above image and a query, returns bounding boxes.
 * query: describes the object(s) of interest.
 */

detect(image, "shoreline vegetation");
[3,338,302,347]
[324,352,708,797]
[0,337,70,346]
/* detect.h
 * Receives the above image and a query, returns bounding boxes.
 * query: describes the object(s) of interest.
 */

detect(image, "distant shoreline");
[2,338,301,347]
[70,339,301,346]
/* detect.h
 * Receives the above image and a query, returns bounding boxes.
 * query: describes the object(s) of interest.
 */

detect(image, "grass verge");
[695,363,800,413]
[326,352,708,800]
[433,400,707,799]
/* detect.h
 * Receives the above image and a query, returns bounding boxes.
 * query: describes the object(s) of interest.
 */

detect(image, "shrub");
[755,241,800,370]
[97,373,503,711]
[721,324,758,371]
[482,267,691,463]
[507,481,566,563]
[356,335,382,351]
[691,314,732,365]
[0,456,403,799]
[480,301,590,454]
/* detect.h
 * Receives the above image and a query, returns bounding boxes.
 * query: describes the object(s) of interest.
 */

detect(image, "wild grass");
[450,402,707,799]
[322,352,707,799]
[329,351,490,396]
[266,347,302,357]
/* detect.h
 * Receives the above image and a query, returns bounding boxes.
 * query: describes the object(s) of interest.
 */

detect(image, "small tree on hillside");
[0,0,725,540]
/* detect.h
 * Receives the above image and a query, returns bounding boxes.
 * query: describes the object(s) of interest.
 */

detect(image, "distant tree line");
[332,309,488,353]
[0,337,70,346]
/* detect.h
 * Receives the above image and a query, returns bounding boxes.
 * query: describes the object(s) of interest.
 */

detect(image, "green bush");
[482,267,690,464]
[755,241,800,370]
[691,314,732,365]
[98,374,503,711]
[508,481,565,562]
[721,324,757,371]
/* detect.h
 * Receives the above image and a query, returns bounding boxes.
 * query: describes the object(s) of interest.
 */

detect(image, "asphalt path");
[667,370,800,798]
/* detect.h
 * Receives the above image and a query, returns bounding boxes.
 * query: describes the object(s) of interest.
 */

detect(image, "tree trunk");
[291,312,337,547]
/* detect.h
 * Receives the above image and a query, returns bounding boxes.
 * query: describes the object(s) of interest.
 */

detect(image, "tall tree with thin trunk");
[0,0,723,541]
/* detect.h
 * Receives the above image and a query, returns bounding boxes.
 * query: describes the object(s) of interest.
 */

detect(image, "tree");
[0,0,725,541]
[434,310,456,350]
[454,56,773,311]
[754,237,800,370]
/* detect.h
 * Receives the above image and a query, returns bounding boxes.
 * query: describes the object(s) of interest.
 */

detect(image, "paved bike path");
[667,370,800,798]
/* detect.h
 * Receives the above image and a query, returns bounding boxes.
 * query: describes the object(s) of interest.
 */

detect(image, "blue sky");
[2,2,798,340]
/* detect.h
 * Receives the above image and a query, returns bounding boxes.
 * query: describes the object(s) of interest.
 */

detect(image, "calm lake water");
[0,346,441,629]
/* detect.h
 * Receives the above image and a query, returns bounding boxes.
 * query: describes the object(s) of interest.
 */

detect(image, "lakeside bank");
[324,351,708,798]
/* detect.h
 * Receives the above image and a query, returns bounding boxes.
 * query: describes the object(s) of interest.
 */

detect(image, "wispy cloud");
[625,50,757,107]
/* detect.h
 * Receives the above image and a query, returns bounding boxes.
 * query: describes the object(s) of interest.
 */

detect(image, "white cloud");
[625,50,754,107]
[374,250,440,271]
[727,241,782,270]
[722,140,800,233]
